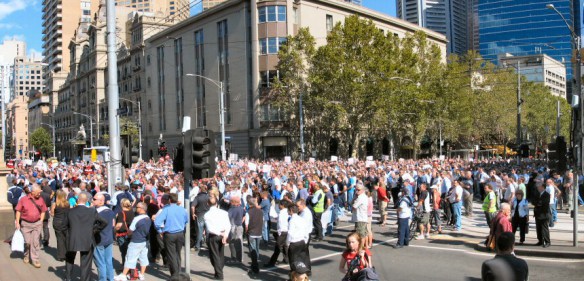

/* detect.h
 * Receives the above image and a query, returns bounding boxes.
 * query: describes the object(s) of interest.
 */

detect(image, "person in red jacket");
[491,202,512,250]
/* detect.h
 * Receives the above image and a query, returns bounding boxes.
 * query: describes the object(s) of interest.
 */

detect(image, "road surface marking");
[408,244,584,263]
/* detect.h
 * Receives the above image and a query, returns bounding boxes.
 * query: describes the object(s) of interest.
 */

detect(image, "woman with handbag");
[115,198,135,266]
[511,190,530,245]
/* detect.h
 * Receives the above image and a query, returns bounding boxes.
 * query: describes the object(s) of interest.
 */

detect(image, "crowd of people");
[6,155,581,281]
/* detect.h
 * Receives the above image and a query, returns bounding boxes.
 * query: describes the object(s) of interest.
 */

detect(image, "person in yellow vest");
[483,184,498,227]
[310,183,326,242]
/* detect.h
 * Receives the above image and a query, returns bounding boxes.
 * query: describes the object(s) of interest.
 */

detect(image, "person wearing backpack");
[7,178,23,214]
[395,188,413,249]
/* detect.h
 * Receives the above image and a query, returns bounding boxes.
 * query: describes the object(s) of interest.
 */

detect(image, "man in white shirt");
[449,180,464,231]
[295,199,313,275]
[395,188,413,248]
[352,184,369,247]
[545,179,557,227]
[266,200,290,267]
[286,205,309,277]
[204,196,231,280]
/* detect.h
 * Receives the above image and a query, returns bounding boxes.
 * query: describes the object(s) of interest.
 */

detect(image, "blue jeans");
[397,217,410,246]
[452,201,462,230]
[549,203,557,225]
[262,220,269,242]
[248,236,261,273]
[94,244,114,281]
[326,204,339,236]
[196,217,206,249]
[579,194,584,205]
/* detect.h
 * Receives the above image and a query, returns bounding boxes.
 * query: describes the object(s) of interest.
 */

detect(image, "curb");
[474,242,584,259]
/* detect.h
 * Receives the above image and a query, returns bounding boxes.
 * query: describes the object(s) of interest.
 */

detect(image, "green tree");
[309,16,390,157]
[273,27,316,157]
[30,128,53,154]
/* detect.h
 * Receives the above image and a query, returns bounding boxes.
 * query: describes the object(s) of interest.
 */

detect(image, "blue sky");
[0,0,395,57]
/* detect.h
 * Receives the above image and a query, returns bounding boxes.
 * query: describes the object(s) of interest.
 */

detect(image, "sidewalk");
[444,202,584,258]
[340,200,584,258]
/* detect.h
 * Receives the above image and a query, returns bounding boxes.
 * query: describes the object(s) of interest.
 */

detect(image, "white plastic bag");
[11,229,24,252]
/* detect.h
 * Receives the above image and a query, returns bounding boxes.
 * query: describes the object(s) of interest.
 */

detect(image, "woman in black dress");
[51,190,70,261]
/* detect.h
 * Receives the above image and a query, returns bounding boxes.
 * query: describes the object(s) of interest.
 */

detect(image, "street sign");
[117,108,128,116]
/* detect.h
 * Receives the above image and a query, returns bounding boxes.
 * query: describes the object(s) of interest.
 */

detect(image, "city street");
[1,203,583,281]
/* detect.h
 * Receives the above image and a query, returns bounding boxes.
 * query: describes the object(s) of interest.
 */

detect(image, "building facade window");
[156,46,166,130]
[258,5,286,23]
[326,14,333,32]
[174,38,184,129]
[259,37,287,55]
[217,20,231,124]
[194,29,206,127]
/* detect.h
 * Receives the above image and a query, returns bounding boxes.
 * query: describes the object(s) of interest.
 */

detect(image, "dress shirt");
[352,193,368,222]
[204,206,231,236]
[277,207,289,234]
[512,198,529,218]
[299,208,313,234]
[545,185,556,204]
[286,214,307,245]
[154,203,188,234]
[441,177,451,194]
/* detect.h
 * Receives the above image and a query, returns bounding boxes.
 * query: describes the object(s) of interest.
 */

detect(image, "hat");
[430,185,438,190]
[293,261,310,274]
[356,183,366,190]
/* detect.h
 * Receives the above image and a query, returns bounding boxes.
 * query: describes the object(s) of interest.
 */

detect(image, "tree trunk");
[350,130,360,158]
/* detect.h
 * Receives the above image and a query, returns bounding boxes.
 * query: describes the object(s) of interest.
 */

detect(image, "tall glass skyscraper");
[477,0,577,80]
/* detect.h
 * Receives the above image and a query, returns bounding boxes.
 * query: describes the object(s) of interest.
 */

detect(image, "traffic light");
[184,129,216,181]
[547,142,557,171]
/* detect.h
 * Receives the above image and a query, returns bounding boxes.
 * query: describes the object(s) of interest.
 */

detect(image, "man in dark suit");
[533,184,551,248]
[64,193,107,281]
[481,232,529,281]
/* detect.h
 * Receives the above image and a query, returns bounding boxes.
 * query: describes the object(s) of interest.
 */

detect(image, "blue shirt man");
[153,193,188,277]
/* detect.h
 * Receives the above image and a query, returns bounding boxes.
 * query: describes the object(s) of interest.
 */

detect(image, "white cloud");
[0,0,32,21]
[0,23,21,29]
[3,34,25,41]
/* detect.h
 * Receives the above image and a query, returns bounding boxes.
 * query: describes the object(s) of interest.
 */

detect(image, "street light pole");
[547,3,580,247]
[299,91,305,161]
[40,122,56,158]
[517,60,522,164]
[185,73,226,161]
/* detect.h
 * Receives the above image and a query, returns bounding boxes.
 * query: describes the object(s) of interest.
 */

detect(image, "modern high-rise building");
[202,0,230,10]
[477,0,575,81]
[115,0,190,19]
[396,0,468,55]
[0,39,26,102]
[12,56,44,100]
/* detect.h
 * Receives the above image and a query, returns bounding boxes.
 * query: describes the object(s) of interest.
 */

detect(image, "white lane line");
[263,237,398,272]
[408,244,584,263]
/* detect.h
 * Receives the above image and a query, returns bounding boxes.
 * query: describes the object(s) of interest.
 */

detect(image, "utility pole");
[517,60,522,164]
[106,0,122,190]
[219,82,226,161]
[556,99,561,138]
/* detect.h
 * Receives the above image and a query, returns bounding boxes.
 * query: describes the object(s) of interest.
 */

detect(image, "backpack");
[7,186,23,206]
